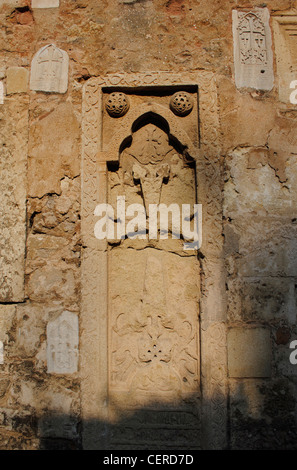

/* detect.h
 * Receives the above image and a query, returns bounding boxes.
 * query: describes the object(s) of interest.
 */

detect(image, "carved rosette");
[105,92,130,117]
[170,91,193,116]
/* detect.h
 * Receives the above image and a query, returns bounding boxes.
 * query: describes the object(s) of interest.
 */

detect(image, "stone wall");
[0,0,296,450]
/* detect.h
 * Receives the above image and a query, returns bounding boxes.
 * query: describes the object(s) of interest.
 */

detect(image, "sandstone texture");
[0,0,296,451]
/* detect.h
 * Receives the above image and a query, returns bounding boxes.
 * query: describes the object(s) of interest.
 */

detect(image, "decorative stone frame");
[81,72,227,450]
[272,14,297,103]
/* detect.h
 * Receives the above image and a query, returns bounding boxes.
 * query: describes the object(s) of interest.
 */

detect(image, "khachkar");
[107,113,200,448]
[81,72,227,450]
[30,44,69,94]
[232,7,274,90]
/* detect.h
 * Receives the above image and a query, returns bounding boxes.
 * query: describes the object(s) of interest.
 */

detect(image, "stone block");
[6,67,28,94]
[228,327,272,378]
[30,44,68,93]
[232,8,274,91]
[31,0,59,7]
[28,102,80,198]
[47,311,79,374]
[227,277,297,324]
[0,305,15,344]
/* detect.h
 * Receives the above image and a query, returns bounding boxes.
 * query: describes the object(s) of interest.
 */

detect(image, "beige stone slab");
[30,45,68,94]
[47,311,79,374]
[228,328,272,378]
[6,67,29,94]
[0,305,15,343]
[28,102,80,198]
[31,0,59,7]
[232,8,274,90]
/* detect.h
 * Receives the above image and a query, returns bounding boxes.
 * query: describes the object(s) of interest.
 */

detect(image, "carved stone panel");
[232,8,274,90]
[47,311,78,374]
[81,73,227,450]
[105,93,200,449]
[30,44,69,94]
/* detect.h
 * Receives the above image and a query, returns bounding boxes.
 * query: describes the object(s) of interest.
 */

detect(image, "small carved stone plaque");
[47,311,79,374]
[30,44,69,94]
[232,8,274,90]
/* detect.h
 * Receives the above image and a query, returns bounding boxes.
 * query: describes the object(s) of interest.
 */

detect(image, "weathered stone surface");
[46,311,78,374]
[0,0,297,452]
[218,77,276,152]
[6,67,29,94]
[232,8,274,90]
[31,0,59,7]
[227,277,296,324]
[0,81,3,104]
[0,305,15,343]
[228,328,272,378]
[28,102,80,198]
[224,147,296,218]
[0,96,28,302]
[30,45,68,93]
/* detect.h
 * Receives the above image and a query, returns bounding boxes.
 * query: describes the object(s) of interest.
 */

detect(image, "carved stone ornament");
[46,311,79,374]
[170,91,193,116]
[81,72,226,450]
[30,44,69,94]
[232,8,274,90]
[105,92,130,117]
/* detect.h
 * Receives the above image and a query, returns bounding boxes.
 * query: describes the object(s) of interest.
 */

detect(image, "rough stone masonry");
[0,0,297,450]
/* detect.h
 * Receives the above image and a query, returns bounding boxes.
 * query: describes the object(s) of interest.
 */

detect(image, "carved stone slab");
[47,311,79,374]
[0,341,3,365]
[81,72,226,450]
[232,8,274,90]
[30,44,69,94]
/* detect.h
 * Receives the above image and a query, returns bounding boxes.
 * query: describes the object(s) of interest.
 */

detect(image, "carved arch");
[105,102,198,162]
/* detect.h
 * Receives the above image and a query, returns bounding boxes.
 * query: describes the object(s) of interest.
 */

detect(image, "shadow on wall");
[34,380,297,451]
[38,392,203,451]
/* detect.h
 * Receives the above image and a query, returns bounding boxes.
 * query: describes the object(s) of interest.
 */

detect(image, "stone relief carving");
[30,44,69,93]
[238,12,267,65]
[170,91,193,116]
[105,92,130,117]
[81,73,226,450]
[110,255,199,396]
[47,311,78,374]
[232,8,274,90]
